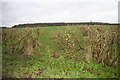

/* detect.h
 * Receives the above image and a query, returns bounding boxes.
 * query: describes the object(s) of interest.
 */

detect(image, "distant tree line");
[12,22,120,28]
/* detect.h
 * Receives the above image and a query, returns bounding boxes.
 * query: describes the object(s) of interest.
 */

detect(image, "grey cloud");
[1,0,119,27]
[118,1,120,23]
[0,2,2,27]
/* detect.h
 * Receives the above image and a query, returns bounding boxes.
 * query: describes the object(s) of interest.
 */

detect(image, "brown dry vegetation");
[2,28,41,57]
[2,25,120,78]
[51,25,120,67]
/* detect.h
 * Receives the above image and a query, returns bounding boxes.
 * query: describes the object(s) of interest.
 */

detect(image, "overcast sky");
[1,0,120,27]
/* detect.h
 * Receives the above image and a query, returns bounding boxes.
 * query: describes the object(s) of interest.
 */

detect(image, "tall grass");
[51,25,119,67]
[2,25,119,78]
[2,28,41,56]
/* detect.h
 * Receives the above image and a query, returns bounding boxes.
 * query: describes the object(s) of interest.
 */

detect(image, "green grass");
[2,53,118,78]
[2,25,119,78]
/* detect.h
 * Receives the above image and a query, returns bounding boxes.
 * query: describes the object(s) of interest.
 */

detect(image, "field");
[2,25,120,78]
